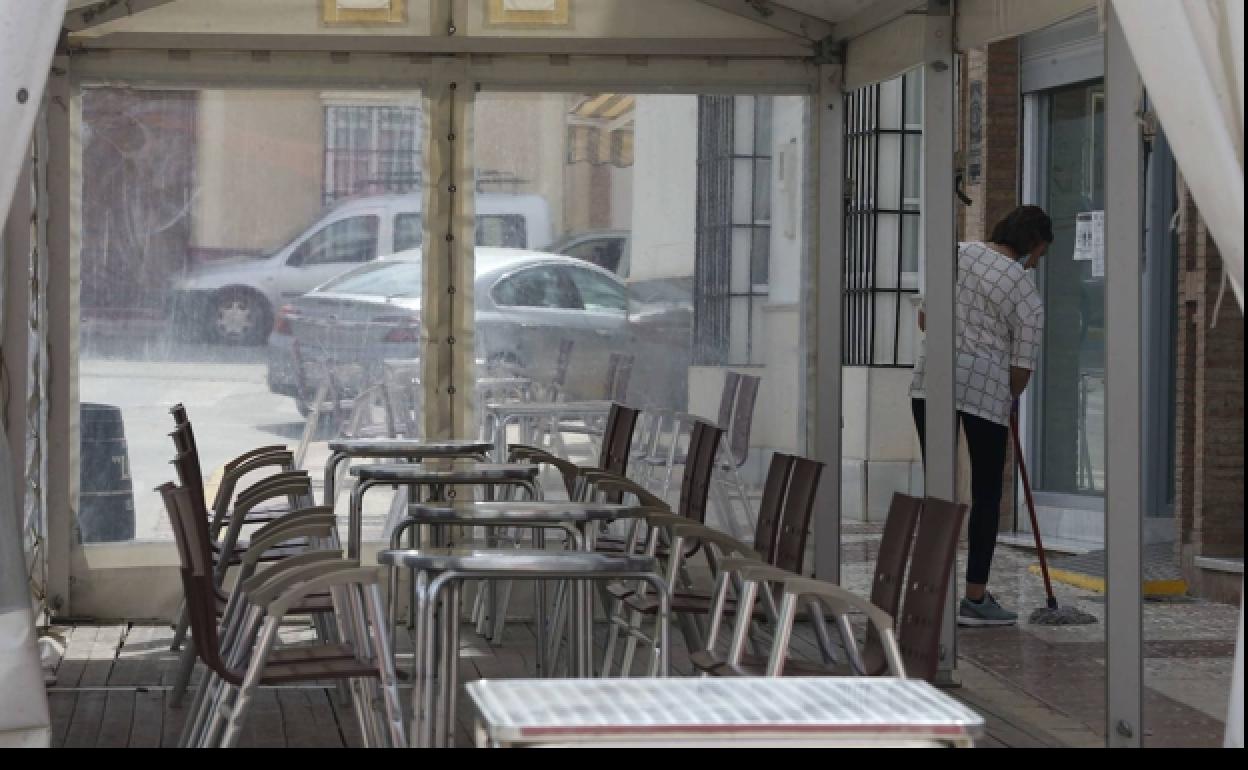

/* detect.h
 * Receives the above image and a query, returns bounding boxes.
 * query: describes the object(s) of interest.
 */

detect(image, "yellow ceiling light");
[487,0,570,26]
[322,0,405,25]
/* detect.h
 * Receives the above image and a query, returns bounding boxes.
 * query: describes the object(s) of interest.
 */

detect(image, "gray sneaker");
[958,593,1018,627]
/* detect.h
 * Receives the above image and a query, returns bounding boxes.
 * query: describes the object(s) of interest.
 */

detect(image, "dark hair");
[989,205,1054,258]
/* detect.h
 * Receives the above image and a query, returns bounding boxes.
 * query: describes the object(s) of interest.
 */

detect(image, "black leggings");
[911,398,1008,586]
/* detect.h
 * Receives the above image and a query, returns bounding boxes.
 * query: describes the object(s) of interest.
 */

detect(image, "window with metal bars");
[843,72,923,367]
[323,104,422,205]
[694,95,773,366]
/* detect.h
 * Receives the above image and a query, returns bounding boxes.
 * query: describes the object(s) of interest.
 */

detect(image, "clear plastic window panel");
[472,91,809,534]
[76,87,422,542]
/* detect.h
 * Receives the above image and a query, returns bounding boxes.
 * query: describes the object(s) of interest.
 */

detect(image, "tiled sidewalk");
[841,520,1237,747]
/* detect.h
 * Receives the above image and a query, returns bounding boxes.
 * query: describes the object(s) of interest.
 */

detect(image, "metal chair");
[160,483,405,748]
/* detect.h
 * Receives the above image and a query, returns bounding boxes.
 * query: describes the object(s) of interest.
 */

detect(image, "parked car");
[171,192,553,344]
[545,229,631,276]
[266,248,692,414]
[545,228,691,323]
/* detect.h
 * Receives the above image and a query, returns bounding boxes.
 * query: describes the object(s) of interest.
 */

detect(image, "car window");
[396,213,526,250]
[477,215,528,248]
[561,237,625,274]
[289,215,379,267]
[317,260,422,297]
[564,267,628,312]
[394,212,422,251]
[493,266,579,309]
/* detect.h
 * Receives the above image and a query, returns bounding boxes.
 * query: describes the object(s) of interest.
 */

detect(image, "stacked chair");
[162,405,405,748]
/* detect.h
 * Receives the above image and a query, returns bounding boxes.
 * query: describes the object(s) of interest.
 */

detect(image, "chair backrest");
[726,374,760,467]
[861,493,923,676]
[170,423,212,524]
[597,404,641,503]
[898,496,967,681]
[677,420,725,525]
[159,482,235,682]
[773,455,824,574]
[752,452,796,560]
[554,338,574,391]
[715,371,741,429]
[604,352,634,402]
[598,404,641,474]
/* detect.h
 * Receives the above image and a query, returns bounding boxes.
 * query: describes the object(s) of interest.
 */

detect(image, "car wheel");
[211,289,271,345]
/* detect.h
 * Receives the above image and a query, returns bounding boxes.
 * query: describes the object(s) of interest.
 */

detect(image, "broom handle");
[1011,410,1056,602]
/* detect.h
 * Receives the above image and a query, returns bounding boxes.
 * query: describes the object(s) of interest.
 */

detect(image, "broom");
[1010,411,1098,625]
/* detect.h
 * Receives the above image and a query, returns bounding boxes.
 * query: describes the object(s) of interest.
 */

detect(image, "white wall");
[195,90,324,251]
[842,366,924,521]
[628,94,697,281]
[610,164,633,231]
[768,96,806,306]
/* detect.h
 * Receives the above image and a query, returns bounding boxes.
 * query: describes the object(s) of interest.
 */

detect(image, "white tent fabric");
[0,0,66,749]
[842,0,1094,89]
[1113,0,1244,311]
[1112,3,1244,743]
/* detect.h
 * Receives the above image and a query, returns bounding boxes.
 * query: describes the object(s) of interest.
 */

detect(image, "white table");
[464,677,985,748]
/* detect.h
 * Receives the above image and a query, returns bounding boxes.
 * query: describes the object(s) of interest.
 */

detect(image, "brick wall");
[1176,196,1245,604]
[960,40,1020,245]
[959,41,1022,523]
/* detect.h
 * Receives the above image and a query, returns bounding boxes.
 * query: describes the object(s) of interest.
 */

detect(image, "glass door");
[1035,80,1106,497]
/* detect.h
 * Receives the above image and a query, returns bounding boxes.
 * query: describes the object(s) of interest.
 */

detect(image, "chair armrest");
[247,559,361,607]
[665,521,759,561]
[264,566,382,618]
[212,450,295,513]
[584,476,668,508]
[224,445,290,473]
[239,550,346,596]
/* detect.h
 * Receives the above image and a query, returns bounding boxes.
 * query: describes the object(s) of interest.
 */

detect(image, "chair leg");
[364,584,408,747]
[728,464,754,539]
[169,634,199,707]
[488,579,515,644]
[170,601,190,651]
[709,477,738,539]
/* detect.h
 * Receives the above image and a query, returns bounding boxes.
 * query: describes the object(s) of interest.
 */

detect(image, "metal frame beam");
[812,62,845,583]
[68,48,816,92]
[833,0,924,41]
[62,0,177,33]
[921,0,959,683]
[1104,2,1144,747]
[69,32,813,58]
[45,58,73,617]
[696,0,835,41]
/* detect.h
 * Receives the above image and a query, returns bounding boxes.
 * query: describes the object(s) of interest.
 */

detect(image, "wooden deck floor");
[46,619,1062,748]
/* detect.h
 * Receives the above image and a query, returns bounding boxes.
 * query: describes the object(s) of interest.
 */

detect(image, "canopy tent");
[0,0,1241,748]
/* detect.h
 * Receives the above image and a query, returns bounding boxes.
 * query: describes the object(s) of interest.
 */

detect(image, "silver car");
[171,193,553,345]
[267,248,691,413]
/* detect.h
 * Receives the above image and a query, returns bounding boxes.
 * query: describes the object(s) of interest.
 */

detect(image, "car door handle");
[594,329,611,336]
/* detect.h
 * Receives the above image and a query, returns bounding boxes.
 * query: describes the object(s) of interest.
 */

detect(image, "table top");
[350,461,539,483]
[376,547,657,575]
[405,501,656,524]
[328,438,493,457]
[483,400,613,416]
[463,677,985,747]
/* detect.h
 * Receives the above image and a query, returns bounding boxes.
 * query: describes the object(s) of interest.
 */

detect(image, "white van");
[170,192,553,343]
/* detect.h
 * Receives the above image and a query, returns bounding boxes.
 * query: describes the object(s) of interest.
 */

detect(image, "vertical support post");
[45,59,72,616]
[3,152,32,563]
[813,62,845,582]
[922,0,959,683]
[422,0,475,441]
[1104,3,1144,748]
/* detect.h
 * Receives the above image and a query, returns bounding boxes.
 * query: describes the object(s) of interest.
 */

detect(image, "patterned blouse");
[910,241,1045,426]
